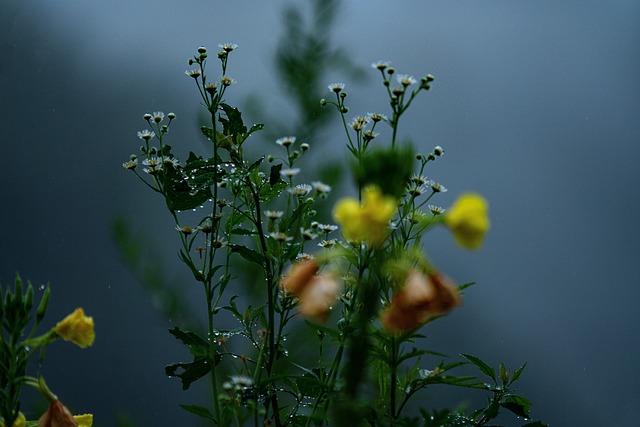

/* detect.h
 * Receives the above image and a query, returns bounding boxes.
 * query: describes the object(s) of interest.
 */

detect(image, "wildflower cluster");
[123,46,542,427]
[1,276,94,427]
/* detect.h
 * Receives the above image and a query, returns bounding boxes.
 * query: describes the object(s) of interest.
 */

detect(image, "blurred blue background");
[2,1,639,425]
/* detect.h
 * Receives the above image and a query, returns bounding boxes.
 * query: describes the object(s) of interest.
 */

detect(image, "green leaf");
[522,421,548,427]
[230,227,257,236]
[165,358,212,390]
[269,164,283,186]
[219,103,247,139]
[461,353,496,382]
[168,327,209,357]
[501,395,531,418]
[179,404,215,421]
[162,164,212,211]
[229,244,265,266]
[510,362,527,384]
[247,123,265,138]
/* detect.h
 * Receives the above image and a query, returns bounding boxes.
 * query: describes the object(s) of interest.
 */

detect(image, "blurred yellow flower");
[444,193,490,250]
[333,186,396,247]
[0,412,26,427]
[54,308,95,348]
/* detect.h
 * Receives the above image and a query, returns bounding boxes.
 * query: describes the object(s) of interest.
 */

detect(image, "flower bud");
[54,308,95,348]
[38,401,93,427]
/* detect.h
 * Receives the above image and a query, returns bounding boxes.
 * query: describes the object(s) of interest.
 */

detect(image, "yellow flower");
[54,308,95,348]
[0,412,26,427]
[333,186,396,247]
[73,414,93,427]
[444,193,490,250]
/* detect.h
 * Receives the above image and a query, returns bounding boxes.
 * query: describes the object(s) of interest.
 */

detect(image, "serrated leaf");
[461,353,496,381]
[168,327,209,357]
[219,103,247,139]
[165,358,212,390]
[510,362,527,384]
[163,164,212,211]
[179,404,215,421]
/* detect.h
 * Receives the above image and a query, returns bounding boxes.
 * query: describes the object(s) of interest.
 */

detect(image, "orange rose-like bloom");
[38,401,93,427]
[280,260,319,296]
[333,186,396,247]
[54,308,95,348]
[298,274,339,321]
[381,270,461,333]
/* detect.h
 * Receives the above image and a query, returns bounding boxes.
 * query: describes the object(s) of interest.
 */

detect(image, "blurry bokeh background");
[2,1,639,425]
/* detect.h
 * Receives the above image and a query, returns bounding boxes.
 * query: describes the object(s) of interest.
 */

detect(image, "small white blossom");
[363,130,379,141]
[269,232,292,242]
[289,184,313,197]
[142,157,161,167]
[185,69,201,79]
[410,174,428,186]
[367,112,388,122]
[280,168,301,178]
[311,181,331,194]
[428,180,447,193]
[220,76,236,87]
[152,111,165,123]
[218,43,238,52]
[328,83,345,93]
[320,224,338,233]
[229,375,253,387]
[396,74,417,86]
[122,159,138,170]
[371,61,391,70]
[296,253,315,261]
[137,129,155,141]
[264,210,284,220]
[318,239,337,248]
[407,185,426,197]
[275,136,296,147]
[428,204,446,215]
[163,157,180,168]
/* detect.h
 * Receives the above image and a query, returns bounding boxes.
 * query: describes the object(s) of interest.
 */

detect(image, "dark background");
[2,1,639,425]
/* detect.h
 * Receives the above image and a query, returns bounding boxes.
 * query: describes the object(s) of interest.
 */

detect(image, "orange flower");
[38,401,93,427]
[280,260,319,296]
[280,260,339,321]
[298,274,339,321]
[54,308,95,348]
[381,270,460,333]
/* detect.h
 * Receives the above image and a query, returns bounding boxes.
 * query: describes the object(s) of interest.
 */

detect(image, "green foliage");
[1,276,91,426]
[122,42,543,427]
